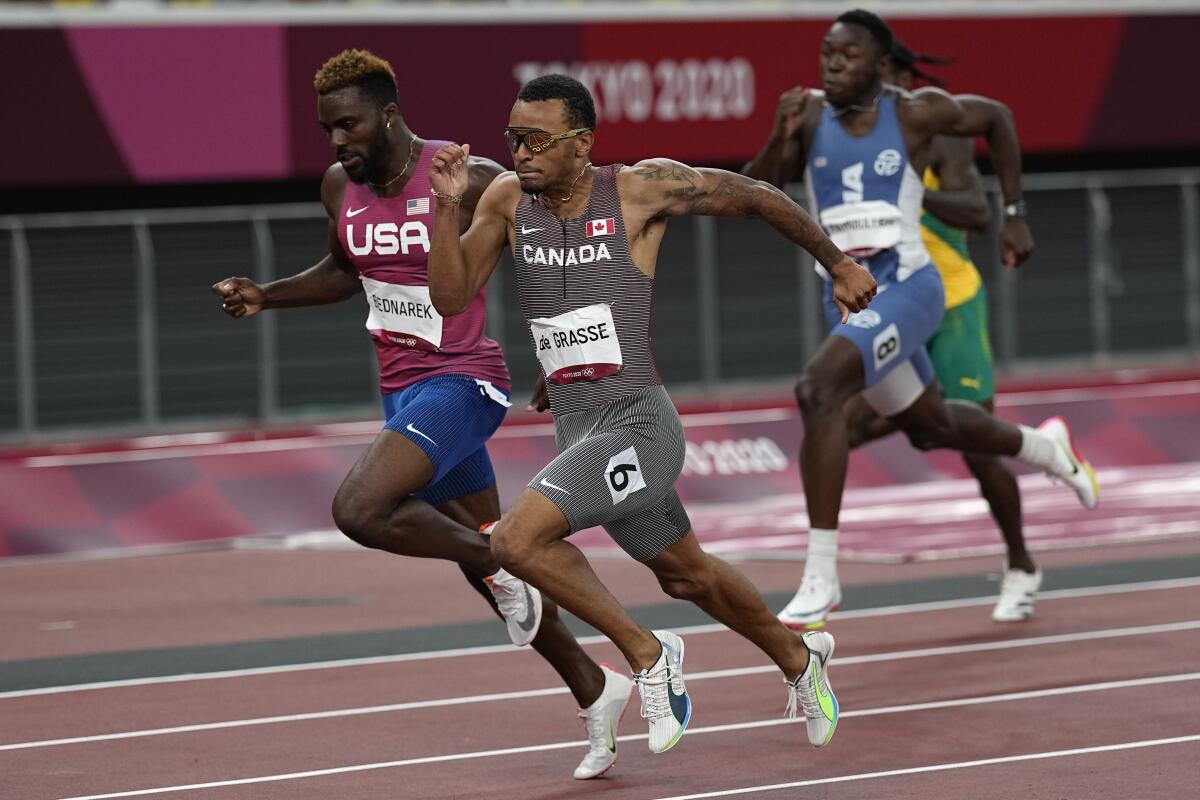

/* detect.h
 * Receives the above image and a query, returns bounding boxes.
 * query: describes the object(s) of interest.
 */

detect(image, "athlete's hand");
[773,87,815,141]
[828,256,877,323]
[429,143,472,200]
[527,374,550,413]
[1001,217,1034,268]
[212,277,266,318]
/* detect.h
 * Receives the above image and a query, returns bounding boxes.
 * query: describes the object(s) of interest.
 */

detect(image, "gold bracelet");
[431,189,463,205]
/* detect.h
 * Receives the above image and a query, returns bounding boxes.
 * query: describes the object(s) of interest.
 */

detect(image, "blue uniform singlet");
[804,94,946,415]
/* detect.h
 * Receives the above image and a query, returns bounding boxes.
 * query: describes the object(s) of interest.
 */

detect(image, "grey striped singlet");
[512,164,661,417]
[512,164,691,561]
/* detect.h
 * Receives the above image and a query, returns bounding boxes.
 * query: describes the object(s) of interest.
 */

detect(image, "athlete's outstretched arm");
[427,143,511,316]
[914,90,1033,266]
[628,158,876,319]
[213,165,359,318]
[922,136,992,233]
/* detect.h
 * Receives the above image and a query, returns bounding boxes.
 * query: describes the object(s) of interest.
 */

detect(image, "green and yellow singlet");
[920,168,982,309]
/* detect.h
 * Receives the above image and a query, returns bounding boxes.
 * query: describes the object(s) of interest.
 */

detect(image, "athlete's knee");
[902,424,949,452]
[331,488,416,551]
[488,521,537,572]
[330,486,377,548]
[793,372,841,419]
[897,404,955,452]
[654,560,716,603]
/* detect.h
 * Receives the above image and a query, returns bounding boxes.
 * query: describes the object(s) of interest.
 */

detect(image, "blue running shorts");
[822,264,944,416]
[382,374,511,507]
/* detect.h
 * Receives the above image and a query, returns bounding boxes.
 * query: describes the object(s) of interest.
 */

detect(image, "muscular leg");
[438,488,605,708]
[490,489,664,672]
[889,386,1074,570]
[886,383,1022,456]
[794,336,868,529]
[843,393,899,449]
[844,386,1032,571]
[959,400,1033,573]
[646,533,810,680]
[492,491,811,680]
[330,430,497,575]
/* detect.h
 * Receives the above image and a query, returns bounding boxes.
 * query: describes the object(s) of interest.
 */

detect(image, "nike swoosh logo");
[539,478,569,494]
[515,584,538,631]
[814,663,837,721]
[405,423,437,446]
[346,206,369,217]
[520,226,543,234]
[606,714,617,754]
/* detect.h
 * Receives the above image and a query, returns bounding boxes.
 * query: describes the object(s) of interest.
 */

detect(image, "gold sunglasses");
[503,127,591,154]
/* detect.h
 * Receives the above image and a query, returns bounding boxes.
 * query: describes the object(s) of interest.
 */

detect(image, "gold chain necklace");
[368,137,420,190]
[540,162,591,207]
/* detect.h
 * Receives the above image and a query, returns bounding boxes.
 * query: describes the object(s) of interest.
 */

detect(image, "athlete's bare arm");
[621,158,876,321]
[902,89,1033,266]
[459,155,506,235]
[427,143,519,315]
[213,164,360,318]
[922,136,992,233]
[742,88,825,187]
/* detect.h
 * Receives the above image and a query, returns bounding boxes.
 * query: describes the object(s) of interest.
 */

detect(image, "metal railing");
[2,167,1197,442]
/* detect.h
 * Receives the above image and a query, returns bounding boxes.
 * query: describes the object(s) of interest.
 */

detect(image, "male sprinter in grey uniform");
[427,74,876,757]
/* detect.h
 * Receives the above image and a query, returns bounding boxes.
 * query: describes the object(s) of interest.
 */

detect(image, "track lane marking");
[4,576,1199,701]
[5,619,1198,752]
[653,734,1200,799]
[50,673,1200,799]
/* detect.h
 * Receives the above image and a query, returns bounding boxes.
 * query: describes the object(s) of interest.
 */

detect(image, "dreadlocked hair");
[313,49,398,108]
[890,39,956,89]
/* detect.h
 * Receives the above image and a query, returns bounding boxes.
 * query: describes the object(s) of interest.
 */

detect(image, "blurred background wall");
[1,0,1198,443]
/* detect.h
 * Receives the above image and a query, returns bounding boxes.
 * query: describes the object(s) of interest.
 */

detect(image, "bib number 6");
[608,463,639,491]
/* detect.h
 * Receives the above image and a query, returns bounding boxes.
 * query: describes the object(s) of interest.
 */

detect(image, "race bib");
[530,303,622,384]
[361,277,443,351]
[819,200,903,257]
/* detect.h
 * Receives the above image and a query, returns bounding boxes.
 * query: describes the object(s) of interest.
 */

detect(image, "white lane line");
[653,734,1200,800]
[4,575,1199,701]
[996,378,1200,407]
[7,619,1199,752]
[52,673,1200,800]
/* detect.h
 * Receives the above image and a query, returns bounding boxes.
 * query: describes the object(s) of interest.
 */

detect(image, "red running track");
[3,579,1198,800]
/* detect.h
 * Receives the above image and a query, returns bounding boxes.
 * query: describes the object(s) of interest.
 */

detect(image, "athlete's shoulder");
[898,86,955,115]
[621,158,699,184]
[467,154,507,180]
[474,169,523,217]
[320,163,350,216]
[896,86,959,137]
[483,169,523,194]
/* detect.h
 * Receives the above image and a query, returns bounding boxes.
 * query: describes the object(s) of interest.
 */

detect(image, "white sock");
[804,528,839,580]
[581,667,617,712]
[1016,425,1072,477]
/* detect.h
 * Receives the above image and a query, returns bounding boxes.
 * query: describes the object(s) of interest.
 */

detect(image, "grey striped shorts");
[530,384,692,562]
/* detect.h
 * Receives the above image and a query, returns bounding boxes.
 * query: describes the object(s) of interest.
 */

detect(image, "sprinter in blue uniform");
[744,9,1099,626]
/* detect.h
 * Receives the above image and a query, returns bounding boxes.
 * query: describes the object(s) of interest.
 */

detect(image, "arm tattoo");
[633,163,753,214]
[686,175,754,216]
[633,162,701,200]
